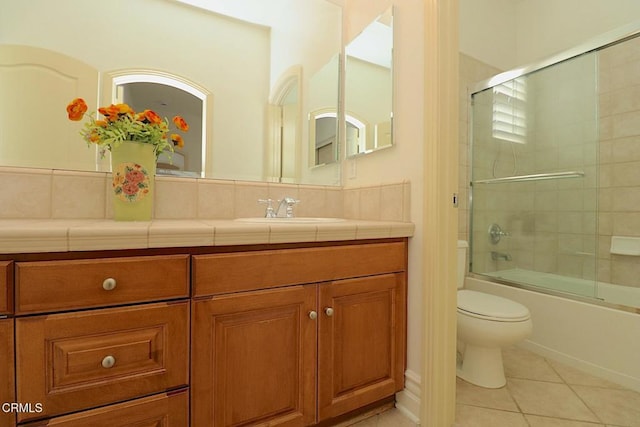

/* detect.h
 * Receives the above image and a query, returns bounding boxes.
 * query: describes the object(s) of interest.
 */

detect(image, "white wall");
[459,0,518,71]
[515,0,640,66]
[460,0,640,71]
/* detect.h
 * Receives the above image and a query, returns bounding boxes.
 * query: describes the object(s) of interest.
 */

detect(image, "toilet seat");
[457,290,530,322]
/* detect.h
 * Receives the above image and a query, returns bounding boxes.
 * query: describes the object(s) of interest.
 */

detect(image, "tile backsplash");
[0,166,410,222]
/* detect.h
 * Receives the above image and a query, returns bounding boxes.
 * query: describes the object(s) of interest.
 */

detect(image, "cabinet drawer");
[193,241,406,296]
[21,390,189,427]
[16,255,189,314]
[0,261,13,315]
[0,318,15,427]
[16,301,189,422]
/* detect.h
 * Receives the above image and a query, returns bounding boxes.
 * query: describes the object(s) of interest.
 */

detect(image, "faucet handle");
[258,198,276,218]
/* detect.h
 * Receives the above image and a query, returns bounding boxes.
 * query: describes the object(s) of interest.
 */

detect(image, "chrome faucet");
[258,197,300,218]
[275,196,300,218]
[491,251,512,261]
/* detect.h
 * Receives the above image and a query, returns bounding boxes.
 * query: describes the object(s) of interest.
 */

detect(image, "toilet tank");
[457,240,469,289]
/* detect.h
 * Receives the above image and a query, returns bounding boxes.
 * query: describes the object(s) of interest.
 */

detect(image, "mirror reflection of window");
[345,114,367,157]
[313,113,338,165]
[345,6,393,158]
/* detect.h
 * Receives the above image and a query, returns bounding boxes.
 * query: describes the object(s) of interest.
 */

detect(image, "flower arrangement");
[66,98,189,157]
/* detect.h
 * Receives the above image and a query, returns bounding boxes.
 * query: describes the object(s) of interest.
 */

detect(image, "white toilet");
[456,241,532,388]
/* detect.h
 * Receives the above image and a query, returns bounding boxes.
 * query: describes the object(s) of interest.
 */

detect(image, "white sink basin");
[234,217,346,224]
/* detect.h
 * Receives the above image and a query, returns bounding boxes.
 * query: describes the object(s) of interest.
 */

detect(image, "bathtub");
[465,275,640,393]
[482,268,640,309]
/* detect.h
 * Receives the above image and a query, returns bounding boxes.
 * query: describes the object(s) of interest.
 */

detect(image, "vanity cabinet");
[191,241,407,426]
[1,317,16,427]
[4,238,408,426]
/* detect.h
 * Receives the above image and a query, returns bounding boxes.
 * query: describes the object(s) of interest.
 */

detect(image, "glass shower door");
[469,51,599,300]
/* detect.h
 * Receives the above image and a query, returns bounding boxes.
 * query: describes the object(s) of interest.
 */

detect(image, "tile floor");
[350,346,640,427]
[455,346,640,426]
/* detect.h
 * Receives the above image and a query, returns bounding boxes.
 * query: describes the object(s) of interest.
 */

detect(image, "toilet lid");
[457,290,530,321]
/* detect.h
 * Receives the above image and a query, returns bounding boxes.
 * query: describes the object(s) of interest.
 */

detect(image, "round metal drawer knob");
[101,355,116,369]
[325,307,334,317]
[308,311,318,320]
[102,278,117,291]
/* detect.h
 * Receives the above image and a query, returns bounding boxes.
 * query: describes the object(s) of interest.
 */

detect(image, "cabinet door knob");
[101,355,116,368]
[102,278,117,291]
[325,307,334,317]
[308,311,318,320]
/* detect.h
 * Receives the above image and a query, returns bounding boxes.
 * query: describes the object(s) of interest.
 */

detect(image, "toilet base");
[456,344,506,388]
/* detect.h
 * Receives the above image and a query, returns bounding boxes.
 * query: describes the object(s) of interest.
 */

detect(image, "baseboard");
[395,369,421,424]
[520,340,640,393]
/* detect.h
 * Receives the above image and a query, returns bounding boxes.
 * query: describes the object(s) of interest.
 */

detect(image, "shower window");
[492,77,526,144]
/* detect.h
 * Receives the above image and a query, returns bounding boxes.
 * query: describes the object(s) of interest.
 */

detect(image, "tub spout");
[491,251,512,261]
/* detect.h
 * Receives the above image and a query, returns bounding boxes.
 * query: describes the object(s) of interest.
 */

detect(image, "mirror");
[345,6,393,157]
[309,54,340,167]
[0,0,341,185]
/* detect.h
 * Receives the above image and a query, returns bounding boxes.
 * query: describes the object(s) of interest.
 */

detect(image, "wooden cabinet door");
[0,261,13,315]
[0,318,16,427]
[192,286,317,427]
[16,301,189,422]
[318,273,406,421]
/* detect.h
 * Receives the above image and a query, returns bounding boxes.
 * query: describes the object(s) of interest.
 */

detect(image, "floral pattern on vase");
[112,162,151,203]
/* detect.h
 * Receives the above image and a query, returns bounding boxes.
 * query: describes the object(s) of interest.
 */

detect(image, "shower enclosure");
[469,28,640,312]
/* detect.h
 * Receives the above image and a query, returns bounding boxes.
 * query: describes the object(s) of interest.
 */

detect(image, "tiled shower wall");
[598,37,640,287]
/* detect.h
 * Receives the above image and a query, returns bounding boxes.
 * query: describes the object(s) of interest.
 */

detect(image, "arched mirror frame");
[267,65,302,183]
[101,69,213,177]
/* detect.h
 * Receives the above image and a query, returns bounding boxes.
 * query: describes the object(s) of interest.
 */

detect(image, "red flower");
[66,98,88,121]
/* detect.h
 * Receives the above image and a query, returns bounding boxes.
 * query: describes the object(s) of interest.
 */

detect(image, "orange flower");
[66,98,88,121]
[87,131,101,144]
[95,120,108,128]
[141,109,162,125]
[98,104,121,122]
[172,116,189,132]
[115,103,134,116]
[171,134,184,148]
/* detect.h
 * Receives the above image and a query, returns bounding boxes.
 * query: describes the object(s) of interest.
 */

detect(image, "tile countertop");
[0,219,415,254]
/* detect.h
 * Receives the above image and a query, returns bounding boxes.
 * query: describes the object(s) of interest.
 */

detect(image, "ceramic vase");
[110,141,156,221]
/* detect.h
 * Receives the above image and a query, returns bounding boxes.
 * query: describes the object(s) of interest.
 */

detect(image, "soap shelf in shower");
[472,171,585,185]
